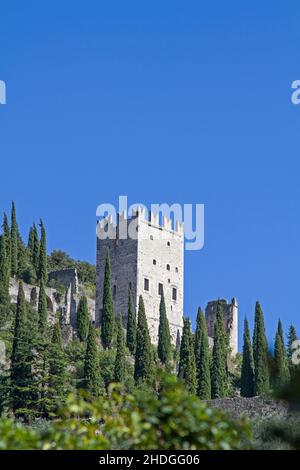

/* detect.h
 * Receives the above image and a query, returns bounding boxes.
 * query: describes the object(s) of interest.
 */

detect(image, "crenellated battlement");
[96,206,184,240]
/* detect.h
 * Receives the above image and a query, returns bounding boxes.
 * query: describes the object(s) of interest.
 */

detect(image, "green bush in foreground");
[0,375,251,450]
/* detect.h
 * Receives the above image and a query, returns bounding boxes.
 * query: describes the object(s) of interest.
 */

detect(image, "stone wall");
[205,298,238,355]
[9,270,96,336]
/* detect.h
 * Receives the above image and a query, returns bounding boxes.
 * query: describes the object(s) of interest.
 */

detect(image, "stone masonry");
[205,298,238,355]
[96,208,184,344]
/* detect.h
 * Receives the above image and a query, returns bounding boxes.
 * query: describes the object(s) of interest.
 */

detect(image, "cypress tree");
[157,289,172,367]
[84,324,103,397]
[77,296,90,342]
[134,296,153,385]
[114,314,126,383]
[253,301,270,395]
[2,212,11,270]
[28,224,40,275]
[126,287,136,355]
[48,323,68,414]
[211,301,228,398]
[0,234,10,306]
[10,282,32,416]
[194,308,211,399]
[101,248,114,349]
[273,319,290,389]
[178,318,196,394]
[287,325,298,360]
[37,279,48,333]
[38,220,47,284]
[10,202,19,276]
[240,318,255,397]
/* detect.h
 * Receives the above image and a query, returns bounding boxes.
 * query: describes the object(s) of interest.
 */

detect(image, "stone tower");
[95,208,184,344]
[205,298,238,355]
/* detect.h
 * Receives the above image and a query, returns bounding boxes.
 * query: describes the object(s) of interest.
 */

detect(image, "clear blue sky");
[1,1,299,350]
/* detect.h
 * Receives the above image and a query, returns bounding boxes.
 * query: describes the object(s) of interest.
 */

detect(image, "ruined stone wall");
[48,268,78,327]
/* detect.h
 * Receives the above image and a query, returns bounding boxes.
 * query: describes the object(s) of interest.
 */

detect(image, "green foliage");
[2,213,11,272]
[287,324,298,360]
[76,296,89,342]
[194,308,211,399]
[37,279,48,334]
[126,287,136,355]
[28,224,40,275]
[253,301,270,395]
[114,315,126,383]
[0,375,251,450]
[178,318,196,394]
[101,248,115,349]
[47,323,69,415]
[157,290,172,367]
[211,301,228,398]
[84,324,104,397]
[38,220,47,284]
[241,318,255,397]
[47,250,96,286]
[0,234,10,306]
[273,319,290,390]
[10,202,19,276]
[134,296,153,385]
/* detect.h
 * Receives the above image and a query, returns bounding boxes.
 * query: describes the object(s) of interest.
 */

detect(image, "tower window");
[175,267,178,273]
[144,278,149,292]
[158,283,163,296]
[167,241,170,246]
[166,264,170,271]
[153,259,156,265]
[113,285,117,298]
[172,288,177,301]
[150,235,153,240]
[129,282,132,290]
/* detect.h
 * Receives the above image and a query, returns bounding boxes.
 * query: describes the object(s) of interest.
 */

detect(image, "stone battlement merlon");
[97,206,184,239]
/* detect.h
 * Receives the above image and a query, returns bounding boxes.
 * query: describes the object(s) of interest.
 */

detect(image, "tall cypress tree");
[0,234,10,306]
[157,289,172,367]
[287,325,298,360]
[10,202,19,277]
[28,224,40,275]
[114,314,126,383]
[48,322,68,414]
[101,248,114,349]
[273,319,290,389]
[134,296,153,385]
[77,296,90,342]
[38,220,47,284]
[37,279,48,334]
[211,301,228,399]
[2,212,11,271]
[126,287,136,355]
[178,318,196,394]
[10,282,32,417]
[241,318,255,397]
[253,301,270,395]
[84,324,103,397]
[194,308,211,399]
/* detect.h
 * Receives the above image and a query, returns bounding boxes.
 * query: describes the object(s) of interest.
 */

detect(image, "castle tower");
[205,298,238,355]
[95,209,184,344]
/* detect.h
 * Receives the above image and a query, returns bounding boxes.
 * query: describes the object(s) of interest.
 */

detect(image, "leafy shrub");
[0,375,251,450]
